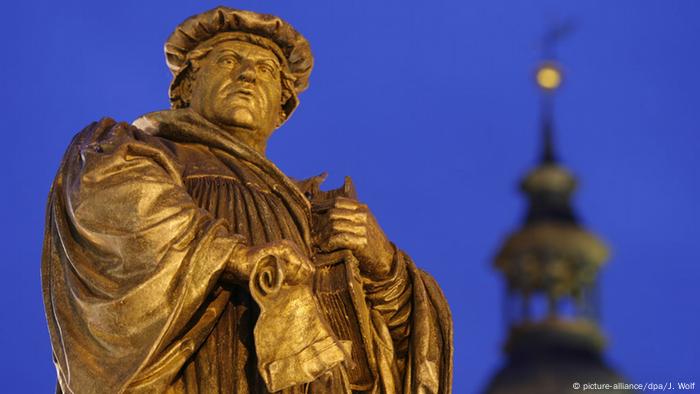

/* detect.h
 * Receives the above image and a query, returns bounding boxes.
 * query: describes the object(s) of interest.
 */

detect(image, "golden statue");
[41,7,452,393]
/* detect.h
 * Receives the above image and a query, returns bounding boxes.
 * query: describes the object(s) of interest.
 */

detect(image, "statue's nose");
[236,61,256,83]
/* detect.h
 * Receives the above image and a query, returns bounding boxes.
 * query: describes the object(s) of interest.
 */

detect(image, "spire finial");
[535,20,575,165]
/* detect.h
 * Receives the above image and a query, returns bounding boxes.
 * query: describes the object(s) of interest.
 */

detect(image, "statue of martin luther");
[42,7,452,394]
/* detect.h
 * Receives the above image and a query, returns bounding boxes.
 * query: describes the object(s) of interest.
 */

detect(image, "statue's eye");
[218,56,238,67]
[257,63,276,76]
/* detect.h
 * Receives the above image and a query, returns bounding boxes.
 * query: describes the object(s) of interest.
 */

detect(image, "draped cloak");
[42,108,453,393]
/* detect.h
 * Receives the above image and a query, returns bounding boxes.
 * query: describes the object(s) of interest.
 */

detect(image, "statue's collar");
[133,108,311,211]
[134,108,267,165]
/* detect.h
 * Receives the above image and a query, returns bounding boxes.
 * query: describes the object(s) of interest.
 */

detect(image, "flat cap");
[165,7,313,109]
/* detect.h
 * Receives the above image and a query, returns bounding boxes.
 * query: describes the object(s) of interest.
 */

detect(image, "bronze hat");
[165,7,313,114]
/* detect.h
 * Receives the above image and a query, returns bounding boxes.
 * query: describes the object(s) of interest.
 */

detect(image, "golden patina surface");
[41,7,453,393]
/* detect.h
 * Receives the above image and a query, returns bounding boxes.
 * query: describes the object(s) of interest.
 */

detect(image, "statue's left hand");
[315,197,394,280]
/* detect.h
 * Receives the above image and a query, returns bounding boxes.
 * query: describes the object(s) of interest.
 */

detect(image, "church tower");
[483,42,631,394]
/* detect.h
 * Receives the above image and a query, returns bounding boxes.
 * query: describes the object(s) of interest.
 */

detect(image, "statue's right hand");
[227,240,313,285]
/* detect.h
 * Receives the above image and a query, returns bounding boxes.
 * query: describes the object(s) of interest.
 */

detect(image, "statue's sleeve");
[364,245,413,357]
[364,248,453,393]
[41,118,245,394]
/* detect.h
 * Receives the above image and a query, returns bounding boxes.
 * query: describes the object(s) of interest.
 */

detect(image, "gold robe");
[42,108,452,393]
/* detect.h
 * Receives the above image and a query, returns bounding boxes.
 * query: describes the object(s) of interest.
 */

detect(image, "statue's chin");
[218,107,257,131]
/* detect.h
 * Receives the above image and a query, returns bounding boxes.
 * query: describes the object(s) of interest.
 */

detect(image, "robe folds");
[42,108,453,393]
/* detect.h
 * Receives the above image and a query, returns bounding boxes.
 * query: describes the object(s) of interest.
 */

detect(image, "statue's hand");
[316,197,394,280]
[226,240,314,285]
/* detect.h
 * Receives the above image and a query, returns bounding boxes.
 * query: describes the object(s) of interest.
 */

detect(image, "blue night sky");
[1,1,698,392]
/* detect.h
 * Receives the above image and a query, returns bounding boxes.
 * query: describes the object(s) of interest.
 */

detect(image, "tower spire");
[540,98,557,164]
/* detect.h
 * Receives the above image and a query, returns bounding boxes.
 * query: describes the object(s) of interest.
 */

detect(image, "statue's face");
[189,40,283,145]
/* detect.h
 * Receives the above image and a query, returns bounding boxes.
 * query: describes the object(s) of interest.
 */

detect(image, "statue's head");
[165,8,313,152]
